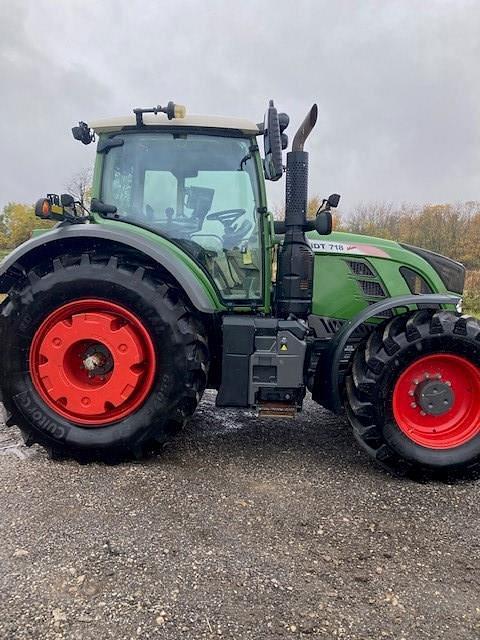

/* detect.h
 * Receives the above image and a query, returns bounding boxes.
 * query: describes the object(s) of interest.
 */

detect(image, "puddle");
[0,434,36,460]
[0,425,37,459]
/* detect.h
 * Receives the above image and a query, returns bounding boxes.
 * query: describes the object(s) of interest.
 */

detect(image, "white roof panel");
[90,113,259,135]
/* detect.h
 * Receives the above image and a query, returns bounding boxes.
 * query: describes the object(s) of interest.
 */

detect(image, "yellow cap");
[174,104,187,119]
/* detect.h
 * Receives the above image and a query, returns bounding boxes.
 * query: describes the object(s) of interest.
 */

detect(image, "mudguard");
[0,224,221,314]
[312,293,461,414]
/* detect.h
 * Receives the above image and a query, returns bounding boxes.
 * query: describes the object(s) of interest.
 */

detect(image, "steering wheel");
[206,208,254,249]
[206,209,246,224]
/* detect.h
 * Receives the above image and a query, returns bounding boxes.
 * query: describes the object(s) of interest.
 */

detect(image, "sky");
[0,0,479,214]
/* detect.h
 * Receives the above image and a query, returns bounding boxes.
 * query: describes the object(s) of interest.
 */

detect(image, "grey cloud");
[0,0,479,213]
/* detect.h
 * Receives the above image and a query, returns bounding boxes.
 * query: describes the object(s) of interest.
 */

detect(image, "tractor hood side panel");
[307,231,453,320]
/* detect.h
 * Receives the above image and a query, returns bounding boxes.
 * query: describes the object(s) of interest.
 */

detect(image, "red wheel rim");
[393,354,480,449]
[29,299,156,426]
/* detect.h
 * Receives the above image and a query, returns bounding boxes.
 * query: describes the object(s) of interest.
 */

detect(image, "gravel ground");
[0,391,479,640]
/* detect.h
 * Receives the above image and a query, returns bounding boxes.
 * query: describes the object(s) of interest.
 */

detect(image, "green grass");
[464,287,480,316]
[464,271,480,318]
[464,302,480,317]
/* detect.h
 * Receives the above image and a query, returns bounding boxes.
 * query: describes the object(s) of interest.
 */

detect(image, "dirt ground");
[0,391,479,640]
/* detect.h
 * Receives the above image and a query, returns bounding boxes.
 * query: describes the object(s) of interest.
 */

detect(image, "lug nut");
[411,402,417,409]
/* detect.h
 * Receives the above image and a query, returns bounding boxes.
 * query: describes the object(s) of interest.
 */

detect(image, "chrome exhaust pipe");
[291,104,318,152]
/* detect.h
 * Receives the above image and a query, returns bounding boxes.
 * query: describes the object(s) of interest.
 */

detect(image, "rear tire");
[345,310,480,475]
[0,252,209,462]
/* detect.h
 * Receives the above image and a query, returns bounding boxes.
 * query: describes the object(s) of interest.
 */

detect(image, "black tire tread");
[345,310,480,476]
[0,251,209,463]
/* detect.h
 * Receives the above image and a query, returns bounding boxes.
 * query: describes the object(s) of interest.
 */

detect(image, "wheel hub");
[392,353,480,449]
[82,343,114,377]
[415,378,455,416]
[29,299,156,426]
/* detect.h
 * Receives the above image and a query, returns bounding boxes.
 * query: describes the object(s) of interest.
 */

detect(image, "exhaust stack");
[292,104,318,152]
[276,105,318,318]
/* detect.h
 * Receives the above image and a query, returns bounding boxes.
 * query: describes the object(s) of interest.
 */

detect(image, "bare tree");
[65,168,93,207]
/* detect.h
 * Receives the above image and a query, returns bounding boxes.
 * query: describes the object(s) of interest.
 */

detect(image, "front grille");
[359,280,385,298]
[346,260,375,277]
[367,301,393,318]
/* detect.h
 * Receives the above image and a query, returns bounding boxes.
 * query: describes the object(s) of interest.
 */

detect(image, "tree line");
[0,170,92,251]
[0,202,55,249]
[2,191,479,272]
[336,201,480,271]
[293,197,480,271]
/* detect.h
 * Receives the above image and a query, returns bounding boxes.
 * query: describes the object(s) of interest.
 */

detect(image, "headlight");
[400,266,433,294]
[400,244,465,294]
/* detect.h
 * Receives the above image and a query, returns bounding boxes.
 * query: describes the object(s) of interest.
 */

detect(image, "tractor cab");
[88,107,267,305]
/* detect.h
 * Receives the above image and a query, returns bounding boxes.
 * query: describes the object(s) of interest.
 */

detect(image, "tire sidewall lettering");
[19,392,67,440]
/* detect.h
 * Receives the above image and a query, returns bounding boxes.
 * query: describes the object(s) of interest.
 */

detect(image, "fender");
[312,293,461,414]
[0,224,222,314]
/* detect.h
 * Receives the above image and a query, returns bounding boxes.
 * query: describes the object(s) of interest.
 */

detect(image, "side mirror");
[327,193,341,209]
[263,100,284,181]
[60,193,75,208]
[314,211,332,235]
[316,194,341,214]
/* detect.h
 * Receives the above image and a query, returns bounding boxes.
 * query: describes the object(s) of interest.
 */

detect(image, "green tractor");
[1,100,479,474]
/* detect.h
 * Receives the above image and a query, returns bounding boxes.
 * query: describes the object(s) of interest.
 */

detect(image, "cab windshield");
[101,132,262,301]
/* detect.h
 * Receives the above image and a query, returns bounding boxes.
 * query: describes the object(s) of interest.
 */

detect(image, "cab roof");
[90,113,260,136]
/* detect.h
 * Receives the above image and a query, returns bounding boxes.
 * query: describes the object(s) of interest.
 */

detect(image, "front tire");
[345,310,480,475]
[0,252,209,462]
